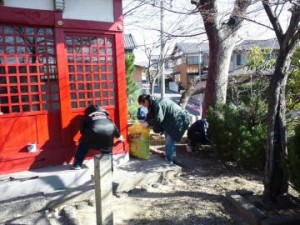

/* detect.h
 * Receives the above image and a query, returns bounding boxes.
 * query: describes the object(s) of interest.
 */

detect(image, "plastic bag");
[128,122,151,160]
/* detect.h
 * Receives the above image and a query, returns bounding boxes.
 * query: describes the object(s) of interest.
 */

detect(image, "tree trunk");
[151,75,159,95]
[150,81,154,95]
[202,36,236,117]
[261,0,300,203]
[197,0,251,117]
[179,85,204,109]
[263,51,292,202]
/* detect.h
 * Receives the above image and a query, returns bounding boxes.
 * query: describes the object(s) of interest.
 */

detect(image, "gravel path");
[55,136,265,225]
[111,145,264,225]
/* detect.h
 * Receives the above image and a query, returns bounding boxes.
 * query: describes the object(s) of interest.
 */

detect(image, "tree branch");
[241,16,274,30]
[261,0,284,42]
[227,0,252,30]
[284,2,300,48]
[199,0,218,27]
[123,0,148,17]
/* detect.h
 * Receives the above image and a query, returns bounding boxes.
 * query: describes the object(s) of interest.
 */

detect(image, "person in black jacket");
[186,119,210,152]
[72,105,124,170]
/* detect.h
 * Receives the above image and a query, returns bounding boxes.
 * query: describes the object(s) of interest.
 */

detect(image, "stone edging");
[226,190,300,225]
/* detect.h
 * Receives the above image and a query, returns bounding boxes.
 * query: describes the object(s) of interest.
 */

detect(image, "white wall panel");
[63,0,114,23]
[4,0,54,10]
[3,0,114,23]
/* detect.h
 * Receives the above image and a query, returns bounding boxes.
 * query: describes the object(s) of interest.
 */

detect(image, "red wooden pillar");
[113,0,128,152]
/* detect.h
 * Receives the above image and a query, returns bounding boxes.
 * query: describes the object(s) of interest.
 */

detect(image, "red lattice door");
[0,25,63,173]
[66,34,116,109]
[64,34,117,143]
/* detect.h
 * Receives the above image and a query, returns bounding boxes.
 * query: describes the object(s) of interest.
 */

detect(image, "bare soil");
[52,134,300,225]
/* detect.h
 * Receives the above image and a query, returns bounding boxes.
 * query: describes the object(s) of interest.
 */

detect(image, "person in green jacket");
[138,94,190,164]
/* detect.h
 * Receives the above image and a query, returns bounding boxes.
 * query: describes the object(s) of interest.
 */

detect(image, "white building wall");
[231,52,247,72]
[64,0,114,23]
[3,0,114,23]
[241,54,247,65]
[4,0,54,10]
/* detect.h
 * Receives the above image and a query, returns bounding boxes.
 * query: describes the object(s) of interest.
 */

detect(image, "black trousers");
[74,141,90,166]
[187,131,204,147]
[73,141,112,169]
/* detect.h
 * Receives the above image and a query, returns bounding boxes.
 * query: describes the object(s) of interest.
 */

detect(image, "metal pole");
[198,45,202,81]
[160,0,165,98]
[199,45,203,119]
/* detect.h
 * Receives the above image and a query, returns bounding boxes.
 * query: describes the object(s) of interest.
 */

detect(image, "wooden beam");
[94,154,114,225]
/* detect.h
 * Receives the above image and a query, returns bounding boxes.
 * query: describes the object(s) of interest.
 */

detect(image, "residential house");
[171,42,209,90]
[230,38,279,75]
[133,54,173,93]
[170,38,279,89]
[133,61,147,83]
[0,0,128,175]
[124,33,137,54]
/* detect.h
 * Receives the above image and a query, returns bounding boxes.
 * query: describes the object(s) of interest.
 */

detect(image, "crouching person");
[72,105,124,170]
[186,119,210,153]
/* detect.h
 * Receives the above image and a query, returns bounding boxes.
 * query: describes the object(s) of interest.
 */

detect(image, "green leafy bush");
[125,53,139,121]
[288,124,300,192]
[207,45,300,183]
[207,96,267,170]
[286,47,300,112]
[207,105,240,160]
[236,122,266,169]
[127,91,139,121]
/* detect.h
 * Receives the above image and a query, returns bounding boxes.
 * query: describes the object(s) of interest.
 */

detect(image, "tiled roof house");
[230,38,279,75]
[171,42,209,89]
[124,34,137,53]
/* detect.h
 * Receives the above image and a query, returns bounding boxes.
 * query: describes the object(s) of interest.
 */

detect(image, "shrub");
[125,53,139,121]
[288,124,300,192]
[127,91,139,121]
[207,100,267,170]
[236,122,266,169]
[207,105,241,160]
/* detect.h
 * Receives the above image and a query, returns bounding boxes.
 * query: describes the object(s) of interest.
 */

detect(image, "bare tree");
[123,0,149,17]
[139,37,175,95]
[124,0,207,100]
[123,0,205,37]
[143,41,161,94]
[191,0,252,117]
[262,0,300,203]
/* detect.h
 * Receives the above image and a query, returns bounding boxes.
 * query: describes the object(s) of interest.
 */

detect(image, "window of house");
[187,56,199,65]
[65,35,116,109]
[236,54,242,66]
[0,25,58,114]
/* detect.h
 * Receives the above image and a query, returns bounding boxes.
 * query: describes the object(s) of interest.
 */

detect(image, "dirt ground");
[47,134,299,225]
